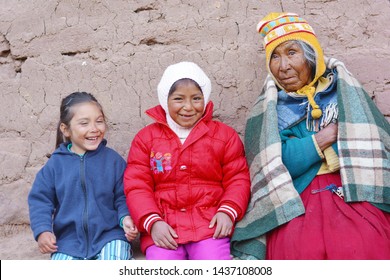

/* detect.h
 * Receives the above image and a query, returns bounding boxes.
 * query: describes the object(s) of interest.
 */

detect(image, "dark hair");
[55,91,105,149]
[168,78,202,97]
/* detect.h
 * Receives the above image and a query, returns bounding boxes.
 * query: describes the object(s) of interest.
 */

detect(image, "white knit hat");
[157,61,212,112]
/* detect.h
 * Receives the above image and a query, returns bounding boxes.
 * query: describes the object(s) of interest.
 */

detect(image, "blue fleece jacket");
[28,139,129,259]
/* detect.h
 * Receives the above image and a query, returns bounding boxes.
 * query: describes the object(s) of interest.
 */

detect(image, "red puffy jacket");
[124,102,250,253]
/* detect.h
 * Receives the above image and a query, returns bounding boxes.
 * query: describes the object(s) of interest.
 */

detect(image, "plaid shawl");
[230,57,390,260]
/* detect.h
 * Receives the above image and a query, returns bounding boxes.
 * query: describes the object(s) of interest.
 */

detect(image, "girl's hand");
[150,221,178,250]
[209,212,233,239]
[123,216,139,242]
[37,231,58,254]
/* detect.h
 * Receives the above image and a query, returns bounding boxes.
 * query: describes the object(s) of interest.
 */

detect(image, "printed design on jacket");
[150,150,172,174]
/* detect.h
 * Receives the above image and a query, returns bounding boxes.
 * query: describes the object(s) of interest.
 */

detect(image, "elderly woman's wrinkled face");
[269,41,313,92]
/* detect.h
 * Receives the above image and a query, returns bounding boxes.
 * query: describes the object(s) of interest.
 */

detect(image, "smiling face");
[269,40,313,92]
[167,79,205,128]
[60,102,106,155]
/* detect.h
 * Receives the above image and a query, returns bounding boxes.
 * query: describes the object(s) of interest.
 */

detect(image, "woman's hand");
[37,231,58,254]
[315,123,338,151]
[150,221,178,250]
[209,212,233,239]
[123,216,139,242]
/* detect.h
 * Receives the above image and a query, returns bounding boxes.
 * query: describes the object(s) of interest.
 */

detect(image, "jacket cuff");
[142,213,163,233]
[119,215,127,228]
[218,204,238,222]
[312,135,325,159]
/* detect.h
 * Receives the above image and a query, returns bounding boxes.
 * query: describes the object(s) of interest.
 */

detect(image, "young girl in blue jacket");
[28,91,138,260]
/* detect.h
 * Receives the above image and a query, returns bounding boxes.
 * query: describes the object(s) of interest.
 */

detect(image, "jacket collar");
[145,101,214,125]
[146,102,214,150]
[54,139,107,157]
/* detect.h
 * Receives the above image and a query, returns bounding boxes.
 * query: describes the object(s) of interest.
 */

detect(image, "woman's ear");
[60,123,70,138]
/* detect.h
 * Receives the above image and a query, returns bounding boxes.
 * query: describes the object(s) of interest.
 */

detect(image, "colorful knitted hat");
[157,61,211,113]
[257,12,326,119]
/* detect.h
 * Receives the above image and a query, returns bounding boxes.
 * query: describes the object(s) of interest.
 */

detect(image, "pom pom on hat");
[157,61,211,112]
[257,12,326,119]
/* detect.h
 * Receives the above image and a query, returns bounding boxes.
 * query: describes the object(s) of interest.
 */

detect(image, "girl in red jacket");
[124,61,251,260]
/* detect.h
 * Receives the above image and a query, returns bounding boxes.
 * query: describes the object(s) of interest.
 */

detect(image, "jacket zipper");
[80,155,90,258]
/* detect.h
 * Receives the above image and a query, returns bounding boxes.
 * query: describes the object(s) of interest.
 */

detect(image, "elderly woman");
[231,13,390,260]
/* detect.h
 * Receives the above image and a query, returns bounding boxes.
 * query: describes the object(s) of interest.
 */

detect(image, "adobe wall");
[1,0,389,259]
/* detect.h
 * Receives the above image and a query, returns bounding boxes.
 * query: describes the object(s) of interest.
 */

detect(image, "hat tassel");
[297,85,322,119]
